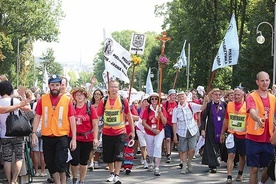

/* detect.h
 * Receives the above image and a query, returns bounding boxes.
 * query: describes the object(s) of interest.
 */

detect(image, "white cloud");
[33,0,170,64]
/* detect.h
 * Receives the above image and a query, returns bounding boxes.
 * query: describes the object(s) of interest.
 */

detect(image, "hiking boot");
[235,175,243,182]
[154,168,161,176]
[106,174,114,182]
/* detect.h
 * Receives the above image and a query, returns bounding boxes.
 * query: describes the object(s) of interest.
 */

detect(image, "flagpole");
[186,43,190,90]
[207,70,216,92]
[172,69,180,89]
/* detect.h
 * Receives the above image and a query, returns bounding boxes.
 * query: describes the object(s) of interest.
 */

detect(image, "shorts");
[246,139,274,167]
[32,137,43,152]
[69,139,93,166]
[42,135,68,174]
[102,134,126,163]
[1,137,24,162]
[227,136,246,156]
[164,124,173,139]
[178,131,197,153]
[136,129,146,147]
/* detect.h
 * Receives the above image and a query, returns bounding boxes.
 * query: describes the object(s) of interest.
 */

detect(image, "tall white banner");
[146,67,153,94]
[212,14,240,71]
[103,32,132,83]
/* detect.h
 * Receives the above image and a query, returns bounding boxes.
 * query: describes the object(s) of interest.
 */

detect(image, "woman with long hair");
[142,93,167,176]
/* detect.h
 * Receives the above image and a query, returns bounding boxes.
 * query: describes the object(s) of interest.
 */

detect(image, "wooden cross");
[156,31,171,56]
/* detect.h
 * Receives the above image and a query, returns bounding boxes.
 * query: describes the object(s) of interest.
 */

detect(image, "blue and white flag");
[173,57,183,69]
[146,68,153,94]
[212,14,240,71]
[177,40,187,67]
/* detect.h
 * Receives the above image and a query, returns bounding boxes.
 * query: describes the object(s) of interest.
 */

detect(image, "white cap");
[225,134,235,149]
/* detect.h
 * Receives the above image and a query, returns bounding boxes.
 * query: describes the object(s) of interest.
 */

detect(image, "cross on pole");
[156,31,171,56]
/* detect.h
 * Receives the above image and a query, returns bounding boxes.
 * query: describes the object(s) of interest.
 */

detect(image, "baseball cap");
[225,134,235,149]
[48,74,62,84]
[168,89,176,96]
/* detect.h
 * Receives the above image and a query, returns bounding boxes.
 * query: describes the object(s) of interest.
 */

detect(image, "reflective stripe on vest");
[103,96,124,129]
[227,101,246,135]
[41,94,70,136]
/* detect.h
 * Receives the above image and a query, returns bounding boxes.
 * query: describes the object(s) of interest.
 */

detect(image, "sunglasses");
[151,97,158,101]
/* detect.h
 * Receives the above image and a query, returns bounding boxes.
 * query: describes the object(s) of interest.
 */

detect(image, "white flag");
[103,32,132,83]
[173,57,183,69]
[212,14,239,71]
[178,40,187,67]
[42,68,49,92]
[146,68,153,94]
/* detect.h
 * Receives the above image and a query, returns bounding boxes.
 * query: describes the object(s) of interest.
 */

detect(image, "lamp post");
[256,2,276,85]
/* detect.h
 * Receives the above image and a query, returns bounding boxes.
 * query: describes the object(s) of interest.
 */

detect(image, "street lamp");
[256,3,276,85]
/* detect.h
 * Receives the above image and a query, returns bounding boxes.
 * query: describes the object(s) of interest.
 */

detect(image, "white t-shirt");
[0,97,20,138]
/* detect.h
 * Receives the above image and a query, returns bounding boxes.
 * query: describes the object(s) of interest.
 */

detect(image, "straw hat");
[208,88,224,98]
[71,87,88,100]
[224,89,234,97]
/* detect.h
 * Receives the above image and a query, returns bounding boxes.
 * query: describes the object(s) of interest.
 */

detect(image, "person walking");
[70,87,99,184]
[31,74,77,184]
[163,89,178,163]
[201,88,226,173]
[220,87,247,183]
[172,91,206,174]
[96,80,135,184]
[245,71,276,184]
[142,93,167,176]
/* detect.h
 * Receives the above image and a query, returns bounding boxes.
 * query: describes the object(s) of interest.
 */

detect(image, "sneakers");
[166,156,171,163]
[125,168,131,175]
[179,163,183,169]
[209,168,217,173]
[72,178,78,184]
[147,165,154,172]
[106,174,115,182]
[180,167,187,174]
[114,175,122,184]
[154,168,161,176]
[140,158,144,165]
[235,175,243,182]
[143,162,148,169]
[94,161,99,169]
[40,173,47,177]
[187,162,193,172]
[79,181,85,184]
[46,177,54,183]
[226,178,232,184]
[34,173,40,177]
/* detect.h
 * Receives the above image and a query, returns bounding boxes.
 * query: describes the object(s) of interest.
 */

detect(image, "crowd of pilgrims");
[1,72,276,184]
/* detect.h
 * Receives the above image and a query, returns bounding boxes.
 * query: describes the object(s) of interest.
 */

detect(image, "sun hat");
[177,91,185,96]
[225,134,235,149]
[224,89,234,97]
[147,92,159,104]
[48,74,62,84]
[71,86,88,100]
[208,88,225,98]
[168,89,176,96]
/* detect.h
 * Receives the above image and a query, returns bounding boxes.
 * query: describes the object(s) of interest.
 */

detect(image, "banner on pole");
[129,33,146,55]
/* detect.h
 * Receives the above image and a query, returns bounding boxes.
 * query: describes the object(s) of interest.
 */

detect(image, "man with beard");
[31,74,77,184]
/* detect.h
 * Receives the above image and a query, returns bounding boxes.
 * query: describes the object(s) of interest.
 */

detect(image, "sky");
[33,0,170,65]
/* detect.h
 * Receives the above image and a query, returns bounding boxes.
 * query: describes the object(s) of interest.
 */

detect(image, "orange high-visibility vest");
[227,101,247,135]
[246,91,275,136]
[103,96,125,129]
[41,94,71,136]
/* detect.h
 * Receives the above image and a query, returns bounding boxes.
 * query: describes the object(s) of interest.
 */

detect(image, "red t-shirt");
[97,97,130,136]
[69,104,98,142]
[142,106,167,136]
[125,105,138,135]
[162,101,178,126]
[246,94,271,143]
[225,102,245,139]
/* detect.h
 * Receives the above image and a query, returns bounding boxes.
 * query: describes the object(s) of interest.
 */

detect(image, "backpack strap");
[187,102,193,114]
[103,95,125,113]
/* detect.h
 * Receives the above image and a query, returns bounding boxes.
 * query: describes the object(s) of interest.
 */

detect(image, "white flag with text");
[103,32,132,83]
[212,14,239,71]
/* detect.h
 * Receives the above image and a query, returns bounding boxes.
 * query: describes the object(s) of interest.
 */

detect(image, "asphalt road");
[0,151,275,184]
